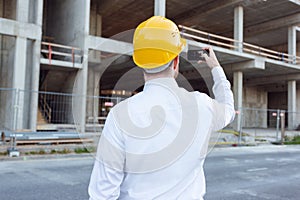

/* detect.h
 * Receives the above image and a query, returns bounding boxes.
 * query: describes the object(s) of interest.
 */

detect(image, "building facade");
[0,0,300,133]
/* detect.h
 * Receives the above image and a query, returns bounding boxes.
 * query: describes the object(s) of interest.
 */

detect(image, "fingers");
[201,46,220,69]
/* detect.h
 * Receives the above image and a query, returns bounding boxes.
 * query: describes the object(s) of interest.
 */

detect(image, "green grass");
[218,129,249,137]
[56,148,72,154]
[284,135,300,145]
[74,147,95,154]
[2,147,96,157]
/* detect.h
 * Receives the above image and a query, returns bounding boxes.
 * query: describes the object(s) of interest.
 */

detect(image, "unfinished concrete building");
[0,0,300,133]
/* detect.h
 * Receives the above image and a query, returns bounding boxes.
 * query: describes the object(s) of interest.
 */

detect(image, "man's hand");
[198,46,220,69]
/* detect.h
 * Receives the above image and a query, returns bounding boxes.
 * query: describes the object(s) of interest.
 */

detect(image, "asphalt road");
[204,145,300,200]
[0,145,300,200]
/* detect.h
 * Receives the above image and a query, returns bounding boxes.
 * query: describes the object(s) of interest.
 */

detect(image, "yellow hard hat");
[133,16,186,69]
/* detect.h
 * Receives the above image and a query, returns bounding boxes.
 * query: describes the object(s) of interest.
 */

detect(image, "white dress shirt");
[89,66,235,200]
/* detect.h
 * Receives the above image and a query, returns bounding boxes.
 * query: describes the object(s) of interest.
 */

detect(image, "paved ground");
[0,145,300,200]
[204,145,300,200]
[0,155,93,200]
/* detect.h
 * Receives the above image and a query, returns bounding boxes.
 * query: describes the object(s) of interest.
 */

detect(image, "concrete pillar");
[87,68,100,122]
[288,26,297,64]
[234,6,243,52]
[154,0,166,16]
[29,0,44,131]
[288,80,296,129]
[12,0,30,130]
[34,0,44,26]
[0,0,3,73]
[89,8,102,62]
[74,0,91,133]
[16,0,30,22]
[233,71,243,131]
[12,37,27,130]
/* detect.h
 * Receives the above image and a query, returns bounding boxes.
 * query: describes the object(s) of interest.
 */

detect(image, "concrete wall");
[0,0,16,20]
[45,0,86,48]
[42,0,88,96]
[0,0,16,87]
[242,86,268,128]
[61,71,78,124]
[0,35,16,130]
[296,88,300,128]
[268,92,287,128]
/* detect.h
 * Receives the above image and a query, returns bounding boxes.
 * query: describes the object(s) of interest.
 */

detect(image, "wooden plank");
[16,138,94,145]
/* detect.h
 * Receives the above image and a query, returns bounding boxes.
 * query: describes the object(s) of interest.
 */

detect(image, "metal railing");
[40,42,83,65]
[179,25,300,64]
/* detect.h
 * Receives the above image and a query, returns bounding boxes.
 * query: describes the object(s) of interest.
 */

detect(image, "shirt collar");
[143,77,179,91]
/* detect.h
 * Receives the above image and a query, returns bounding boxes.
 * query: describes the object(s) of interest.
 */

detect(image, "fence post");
[280,111,285,144]
[276,109,280,141]
[255,110,258,143]
[13,89,20,131]
[48,43,52,65]
[10,88,20,155]
[238,108,243,145]
[116,97,121,105]
[72,48,75,67]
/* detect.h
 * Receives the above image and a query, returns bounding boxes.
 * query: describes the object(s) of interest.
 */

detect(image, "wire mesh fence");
[1,87,300,141]
[0,88,126,132]
[238,107,300,143]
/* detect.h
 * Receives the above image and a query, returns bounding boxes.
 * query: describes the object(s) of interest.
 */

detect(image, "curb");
[0,152,95,162]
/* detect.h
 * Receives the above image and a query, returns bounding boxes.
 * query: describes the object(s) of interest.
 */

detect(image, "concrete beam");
[289,0,300,6]
[245,13,300,37]
[174,0,242,25]
[40,58,83,69]
[154,0,166,16]
[0,18,41,40]
[88,35,133,55]
[97,0,135,15]
[227,58,265,71]
[245,73,300,86]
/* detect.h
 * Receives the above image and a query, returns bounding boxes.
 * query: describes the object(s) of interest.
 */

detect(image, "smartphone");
[187,49,209,61]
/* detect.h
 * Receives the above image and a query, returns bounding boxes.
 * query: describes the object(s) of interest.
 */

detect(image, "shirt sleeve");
[88,111,125,200]
[210,66,235,131]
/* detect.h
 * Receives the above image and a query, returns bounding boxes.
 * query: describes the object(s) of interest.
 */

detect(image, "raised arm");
[203,46,235,130]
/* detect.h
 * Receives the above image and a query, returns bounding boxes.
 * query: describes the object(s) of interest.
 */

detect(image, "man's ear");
[173,56,179,70]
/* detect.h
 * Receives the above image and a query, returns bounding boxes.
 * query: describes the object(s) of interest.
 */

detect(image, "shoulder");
[191,91,212,101]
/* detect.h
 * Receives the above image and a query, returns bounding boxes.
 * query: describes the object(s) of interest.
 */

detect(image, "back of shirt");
[115,79,213,199]
[88,67,235,200]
